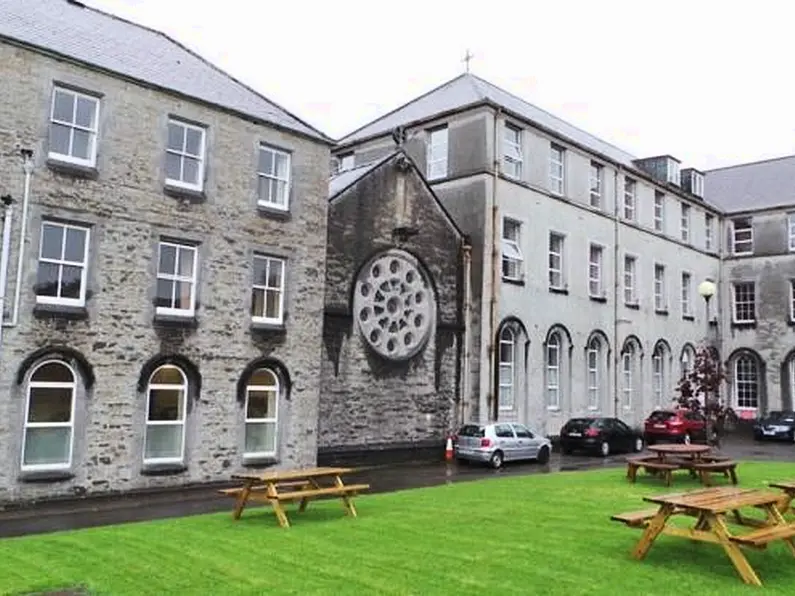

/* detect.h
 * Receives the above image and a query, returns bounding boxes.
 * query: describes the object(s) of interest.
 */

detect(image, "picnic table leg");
[298,480,318,513]
[761,503,795,557]
[232,482,253,520]
[632,504,674,560]
[334,475,358,518]
[706,513,762,586]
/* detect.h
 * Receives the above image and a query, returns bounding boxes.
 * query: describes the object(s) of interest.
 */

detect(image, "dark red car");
[643,408,707,444]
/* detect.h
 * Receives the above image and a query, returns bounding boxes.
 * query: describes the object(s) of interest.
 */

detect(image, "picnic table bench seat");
[218,480,310,497]
[611,508,665,527]
[626,457,679,485]
[692,460,738,486]
[273,484,370,502]
[729,522,795,548]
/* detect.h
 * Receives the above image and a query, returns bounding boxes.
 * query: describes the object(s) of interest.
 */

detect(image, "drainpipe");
[612,166,621,417]
[5,150,34,329]
[0,196,15,356]
[461,242,472,426]
[487,107,502,421]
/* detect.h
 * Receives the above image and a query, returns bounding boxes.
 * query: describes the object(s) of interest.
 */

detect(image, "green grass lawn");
[2,462,795,596]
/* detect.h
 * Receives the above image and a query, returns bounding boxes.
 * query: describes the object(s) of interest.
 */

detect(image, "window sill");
[549,286,568,296]
[47,157,99,180]
[153,313,199,329]
[731,321,757,330]
[589,295,607,303]
[33,303,89,321]
[140,462,187,476]
[250,320,286,335]
[502,277,525,286]
[242,456,279,468]
[18,469,75,483]
[625,302,640,310]
[655,309,669,316]
[683,314,695,321]
[163,183,206,204]
[256,203,291,221]
[546,407,561,412]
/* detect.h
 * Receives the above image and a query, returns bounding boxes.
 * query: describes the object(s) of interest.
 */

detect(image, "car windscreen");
[768,411,795,423]
[457,425,485,437]
[647,411,675,423]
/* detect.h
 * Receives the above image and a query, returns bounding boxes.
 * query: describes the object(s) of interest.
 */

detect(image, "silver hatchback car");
[454,422,552,469]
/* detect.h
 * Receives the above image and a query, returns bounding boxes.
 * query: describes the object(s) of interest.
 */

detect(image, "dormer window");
[691,171,704,197]
[666,158,680,186]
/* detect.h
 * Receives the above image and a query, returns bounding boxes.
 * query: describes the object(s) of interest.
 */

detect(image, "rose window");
[353,250,435,360]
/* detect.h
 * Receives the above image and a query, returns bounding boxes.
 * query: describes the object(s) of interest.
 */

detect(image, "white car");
[454,422,552,469]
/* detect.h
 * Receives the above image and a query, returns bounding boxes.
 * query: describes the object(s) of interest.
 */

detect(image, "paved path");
[0,436,791,539]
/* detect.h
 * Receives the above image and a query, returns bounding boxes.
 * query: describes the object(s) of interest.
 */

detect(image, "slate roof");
[0,0,331,143]
[328,152,397,200]
[338,73,637,167]
[704,155,795,214]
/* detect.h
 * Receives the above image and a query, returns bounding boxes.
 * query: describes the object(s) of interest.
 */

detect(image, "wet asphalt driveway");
[0,436,792,539]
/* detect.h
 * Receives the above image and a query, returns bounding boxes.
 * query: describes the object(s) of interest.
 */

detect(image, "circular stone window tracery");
[353,250,436,361]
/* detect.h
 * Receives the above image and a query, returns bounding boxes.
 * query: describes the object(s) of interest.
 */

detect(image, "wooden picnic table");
[627,444,737,486]
[613,486,795,586]
[769,479,795,516]
[220,466,370,528]
[647,443,712,461]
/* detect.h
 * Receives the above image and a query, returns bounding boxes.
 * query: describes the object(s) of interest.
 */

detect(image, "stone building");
[320,149,467,461]
[333,73,723,436]
[705,156,795,418]
[0,0,331,504]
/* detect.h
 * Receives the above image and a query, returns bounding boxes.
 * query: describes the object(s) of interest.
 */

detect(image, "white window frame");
[548,232,565,289]
[622,348,633,409]
[732,282,756,323]
[733,356,758,411]
[21,360,76,472]
[155,241,198,317]
[680,203,691,242]
[667,159,680,185]
[338,153,355,172]
[426,126,449,180]
[244,368,280,458]
[589,162,603,208]
[257,144,292,210]
[549,144,565,195]
[652,347,664,408]
[251,255,286,324]
[143,365,188,465]
[788,213,795,252]
[653,192,664,232]
[692,172,704,197]
[165,118,206,192]
[654,263,666,311]
[623,254,637,305]
[498,327,515,411]
[790,280,795,322]
[546,333,560,410]
[36,221,91,308]
[732,218,753,255]
[588,243,603,297]
[705,213,714,251]
[587,338,600,411]
[681,271,692,316]
[623,178,636,221]
[502,123,523,179]
[501,218,523,282]
[48,86,100,167]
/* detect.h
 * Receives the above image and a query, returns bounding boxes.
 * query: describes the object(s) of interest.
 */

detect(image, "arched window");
[681,344,696,378]
[22,361,76,470]
[546,332,561,409]
[144,365,188,464]
[734,355,759,411]
[245,368,279,457]
[652,345,665,408]
[587,337,601,410]
[621,338,642,410]
[498,327,515,411]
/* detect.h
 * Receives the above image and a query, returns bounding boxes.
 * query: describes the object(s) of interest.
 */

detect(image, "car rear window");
[564,418,597,431]
[648,411,675,423]
[458,425,485,437]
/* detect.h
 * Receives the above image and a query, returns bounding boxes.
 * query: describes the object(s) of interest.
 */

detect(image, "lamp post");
[697,279,717,443]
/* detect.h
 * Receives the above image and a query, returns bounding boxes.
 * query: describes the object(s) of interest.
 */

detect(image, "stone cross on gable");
[463,49,474,73]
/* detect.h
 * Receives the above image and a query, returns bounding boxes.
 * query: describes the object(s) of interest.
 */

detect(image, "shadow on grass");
[223,501,360,529]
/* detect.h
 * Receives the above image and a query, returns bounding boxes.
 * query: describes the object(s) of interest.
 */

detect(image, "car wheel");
[633,437,644,453]
[536,446,550,464]
[489,450,504,469]
[683,433,692,445]
[600,441,610,457]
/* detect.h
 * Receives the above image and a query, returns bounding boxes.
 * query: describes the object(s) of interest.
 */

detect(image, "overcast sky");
[87,0,793,171]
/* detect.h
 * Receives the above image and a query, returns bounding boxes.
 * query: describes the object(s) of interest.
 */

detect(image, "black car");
[753,411,795,442]
[559,417,644,457]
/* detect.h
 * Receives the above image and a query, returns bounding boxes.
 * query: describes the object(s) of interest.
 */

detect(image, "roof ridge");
[704,153,795,173]
[80,1,331,142]
[469,73,636,160]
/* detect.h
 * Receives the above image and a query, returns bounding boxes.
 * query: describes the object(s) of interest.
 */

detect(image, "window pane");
[28,387,72,423]
[167,122,184,151]
[174,281,193,309]
[41,224,64,260]
[182,157,199,184]
[247,389,276,419]
[257,176,271,202]
[274,153,289,178]
[23,427,71,467]
[32,362,74,383]
[60,265,83,299]
[145,424,183,460]
[259,148,274,174]
[250,368,277,387]
[245,422,276,454]
[499,366,512,386]
[158,244,176,275]
[165,153,182,180]
[155,278,174,309]
[148,388,184,421]
[253,258,267,285]
[50,123,72,156]
[265,289,281,319]
[499,341,513,363]
[267,260,283,288]
[52,90,75,122]
[151,366,184,385]
[72,129,91,160]
[64,227,87,262]
[185,128,202,156]
[251,287,265,317]
[36,262,60,297]
[272,180,287,205]
[178,248,195,278]
[75,96,96,128]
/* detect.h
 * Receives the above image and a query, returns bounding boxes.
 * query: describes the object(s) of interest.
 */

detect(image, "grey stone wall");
[0,41,329,504]
[319,153,464,454]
